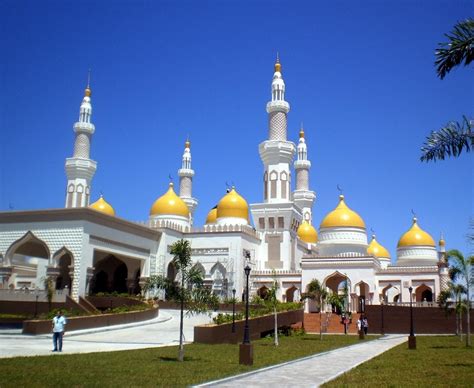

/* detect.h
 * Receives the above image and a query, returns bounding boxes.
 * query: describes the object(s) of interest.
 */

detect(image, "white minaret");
[293,125,316,222]
[64,74,97,208]
[178,139,198,225]
[259,55,295,203]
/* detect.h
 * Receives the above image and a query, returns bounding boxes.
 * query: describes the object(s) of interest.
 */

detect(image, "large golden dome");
[216,188,248,220]
[205,206,218,224]
[90,195,115,216]
[150,183,189,217]
[397,218,435,247]
[320,195,366,229]
[297,221,318,244]
[367,235,390,258]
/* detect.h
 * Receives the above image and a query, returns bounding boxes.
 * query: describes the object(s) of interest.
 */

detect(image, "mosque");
[0,59,449,313]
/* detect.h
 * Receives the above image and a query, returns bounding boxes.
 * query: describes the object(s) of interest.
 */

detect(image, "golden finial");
[185,136,190,149]
[299,122,305,138]
[84,69,92,97]
[274,52,281,73]
[439,233,445,246]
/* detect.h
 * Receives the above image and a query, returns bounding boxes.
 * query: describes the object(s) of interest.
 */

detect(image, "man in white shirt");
[52,310,67,352]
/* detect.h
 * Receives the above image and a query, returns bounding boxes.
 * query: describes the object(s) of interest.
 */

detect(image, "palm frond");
[420,116,473,162]
[436,18,474,79]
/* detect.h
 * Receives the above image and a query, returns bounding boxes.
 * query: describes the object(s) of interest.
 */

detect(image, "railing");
[0,288,69,302]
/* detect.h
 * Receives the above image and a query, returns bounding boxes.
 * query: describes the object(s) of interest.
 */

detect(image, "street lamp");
[408,286,416,349]
[232,288,236,333]
[239,265,253,365]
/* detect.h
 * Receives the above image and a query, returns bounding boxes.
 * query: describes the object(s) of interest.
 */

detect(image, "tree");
[303,279,328,340]
[438,282,468,340]
[144,239,219,361]
[446,249,473,347]
[421,18,474,162]
[266,274,280,346]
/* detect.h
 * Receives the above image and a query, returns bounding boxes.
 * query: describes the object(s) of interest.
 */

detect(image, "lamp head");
[408,286,413,293]
[244,265,251,276]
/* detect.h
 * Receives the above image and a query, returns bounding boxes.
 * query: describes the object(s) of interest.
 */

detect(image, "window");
[278,217,284,228]
[259,218,265,229]
[269,217,275,229]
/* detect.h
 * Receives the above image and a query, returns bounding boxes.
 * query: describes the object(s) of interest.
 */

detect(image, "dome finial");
[299,122,305,138]
[411,209,417,223]
[274,52,281,73]
[370,227,376,240]
[185,136,190,149]
[337,184,344,200]
[84,69,92,97]
[439,232,446,247]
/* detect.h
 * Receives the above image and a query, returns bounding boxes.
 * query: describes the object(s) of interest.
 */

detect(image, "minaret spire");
[64,73,97,208]
[294,124,316,222]
[178,138,198,225]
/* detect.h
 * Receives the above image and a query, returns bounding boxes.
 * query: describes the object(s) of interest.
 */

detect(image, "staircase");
[304,312,361,334]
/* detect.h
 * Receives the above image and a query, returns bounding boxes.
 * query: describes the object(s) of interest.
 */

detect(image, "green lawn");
[324,336,474,387]
[0,334,368,387]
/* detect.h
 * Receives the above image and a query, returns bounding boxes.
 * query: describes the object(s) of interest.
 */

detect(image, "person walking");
[362,316,368,335]
[52,310,67,352]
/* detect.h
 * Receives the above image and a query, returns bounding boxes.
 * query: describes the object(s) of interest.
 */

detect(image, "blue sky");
[1,0,472,259]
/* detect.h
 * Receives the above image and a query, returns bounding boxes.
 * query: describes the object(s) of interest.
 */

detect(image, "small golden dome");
[367,235,390,258]
[275,62,282,73]
[216,187,249,220]
[397,218,436,247]
[299,128,305,139]
[185,139,191,149]
[297,221,318,244]
[84,87,91,97]
[439,234,446,247]
[150,183,190,217]
[90,196,115,216]
[320,195,366,229]
[205,206,218,224]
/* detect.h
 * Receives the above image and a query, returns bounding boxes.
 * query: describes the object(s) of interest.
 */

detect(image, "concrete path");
[197,334,407,387]
[0,309,212,359]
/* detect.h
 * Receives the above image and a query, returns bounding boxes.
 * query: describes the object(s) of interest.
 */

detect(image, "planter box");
[22,306,159,335]
[194,309,304,344]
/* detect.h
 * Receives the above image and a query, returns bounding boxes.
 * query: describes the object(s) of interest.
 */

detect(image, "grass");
[324,336,474,387]
[0,334,371,387]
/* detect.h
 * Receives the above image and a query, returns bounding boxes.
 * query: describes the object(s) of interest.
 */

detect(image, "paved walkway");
[0,309,212,358]
[197,334,407,387]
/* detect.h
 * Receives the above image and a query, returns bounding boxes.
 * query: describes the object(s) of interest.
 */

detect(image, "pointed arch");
[210,262,226,278]
[323,271,349,293]
[52,246,74,265]
[192,262,206,277]
[5,231,50,265]
[415,283,433,302]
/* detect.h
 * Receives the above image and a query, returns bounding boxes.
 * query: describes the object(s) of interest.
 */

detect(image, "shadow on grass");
[429,346,457,349]
[158,356,202,362]
[444,363,473,367]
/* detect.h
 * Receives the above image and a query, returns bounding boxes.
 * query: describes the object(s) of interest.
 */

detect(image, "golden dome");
[439,235,446,247]
[299,128,305,139]
[297,221,318,244]
[84,87,91,97]
[275,62,281,73]
[205,206,218,224]
[185,139,191,149]
[397,218,436,248]
[216,187,249,220]
[150,183,190,217]
[367,235,390,258]
[320,195,366,229]
[90,196,115,216]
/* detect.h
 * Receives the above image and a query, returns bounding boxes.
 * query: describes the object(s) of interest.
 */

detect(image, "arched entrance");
[382,284,400,303]
[257,285,269,300]
[355,282,369,312]
[416,284,433,302]
[286,286,298,302]
[55,253,72,291]
[324,272,350,313]
[167,262,177,282]
[91,255,128,294]
[210,262,227,298]
[6,232,50,289]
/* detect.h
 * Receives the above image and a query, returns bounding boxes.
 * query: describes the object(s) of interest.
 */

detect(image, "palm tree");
[446,249,473,347]
[303,279,328,340]
[438,282,468,340]
[144,239,219,361]
[421,18,474,162]
[266,274,280,346]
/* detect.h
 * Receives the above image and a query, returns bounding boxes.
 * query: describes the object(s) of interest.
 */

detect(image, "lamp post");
[232,288,236,333]
[408,286,416,349]
[239,265,253,365]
